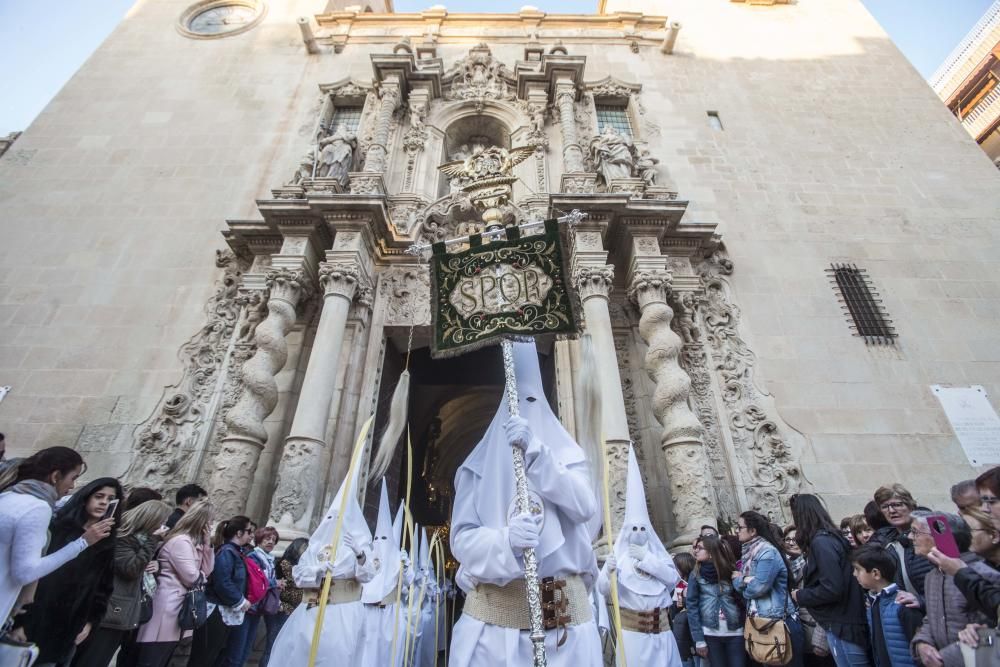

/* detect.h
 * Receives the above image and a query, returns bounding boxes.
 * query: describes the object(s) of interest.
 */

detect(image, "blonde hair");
[961,507,998,538]
[118,500,172,539]
[165,500,214,545]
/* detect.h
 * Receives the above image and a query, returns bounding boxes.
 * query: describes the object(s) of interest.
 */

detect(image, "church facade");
[2,0,998,544]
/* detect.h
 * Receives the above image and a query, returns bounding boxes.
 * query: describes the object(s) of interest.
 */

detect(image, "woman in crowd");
[790,494,870,667]
[123,487,163,512]
[839,518,857,548]
[976,467,1000,524]
[848,515,873,547]
[240,526,282,667]
[864,500,891,535]
[18,477,123,667]
[0,447,112,626]
[686,536,746,667]
[868,484,933,598]
[136,500,215,667]
[670,551,697,667]
[187,515,252,667]
[909,511,1000,667]
[785,525,833,666]
[273,538,308,647]
[734,510,805,667]
[72,499,172,667]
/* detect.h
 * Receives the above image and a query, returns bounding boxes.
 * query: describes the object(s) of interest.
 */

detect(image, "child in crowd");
[851,545,922,667]
[671,552,697,667]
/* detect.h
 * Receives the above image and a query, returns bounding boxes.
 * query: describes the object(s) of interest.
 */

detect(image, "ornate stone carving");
[389,201,426,235]
[561,174,597,194]
[629,268,715,543]
[698,252,803,520]
[348,174,383,194]
[319,263,361,300]
[212,269,308,516]
[590,126,637,187]
[444,43,514,103]
[636,150,659,186]
[573,265,615,301]
[286,149,315,186]
[269,438,324,531]
[362,83,400,174]
[315,126,356,188]
[381,266,431,327]
[126,250,248,490]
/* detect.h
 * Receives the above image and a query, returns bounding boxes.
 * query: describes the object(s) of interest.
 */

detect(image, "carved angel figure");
[636,149,659,186]
[590,125,636,185]
[316,124,356,187]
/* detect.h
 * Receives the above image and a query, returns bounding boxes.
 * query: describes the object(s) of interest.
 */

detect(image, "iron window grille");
[331,106,362,134]
[595,104,633,138]
[827,263,897,345]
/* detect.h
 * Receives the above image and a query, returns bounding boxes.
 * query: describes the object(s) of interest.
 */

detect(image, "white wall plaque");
[932,385,1000,466]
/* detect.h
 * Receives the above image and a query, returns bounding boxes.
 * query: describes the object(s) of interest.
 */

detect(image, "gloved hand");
[508,512,542,552]
[628,543,648,561]
[344,533,368,558]
[400,549,410,566]
[505,416,532,452]
[606,554,618,572]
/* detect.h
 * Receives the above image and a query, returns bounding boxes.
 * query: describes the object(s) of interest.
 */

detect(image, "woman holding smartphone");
[72,499,173,667]
[16,477,123,667]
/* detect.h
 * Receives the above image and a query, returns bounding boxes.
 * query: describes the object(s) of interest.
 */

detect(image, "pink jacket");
[137,534,214,643]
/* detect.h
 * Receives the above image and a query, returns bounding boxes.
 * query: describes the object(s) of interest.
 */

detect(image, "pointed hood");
[362,480,402,602]
[613,445,669,595]
[299,452,372,576]
[393,502,404,546]
[456,340,589,563]
[418,525,430,575]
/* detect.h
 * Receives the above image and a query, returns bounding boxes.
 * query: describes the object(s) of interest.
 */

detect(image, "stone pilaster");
[627,255,716,545]
[268,260,370,538]
[363,78,401,174]
[211,268,309,518]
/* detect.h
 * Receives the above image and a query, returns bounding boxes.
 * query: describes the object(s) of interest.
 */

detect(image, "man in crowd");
[165,483,208,528]
[951,479,979,511]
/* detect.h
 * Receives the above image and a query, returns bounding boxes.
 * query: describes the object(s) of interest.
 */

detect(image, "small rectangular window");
[707,111,723,131]
[595,104,633,138]
[331,106,362,133]
[827,263,897,345]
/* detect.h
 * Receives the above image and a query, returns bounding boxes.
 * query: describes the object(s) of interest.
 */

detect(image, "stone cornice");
[314,10,669,49]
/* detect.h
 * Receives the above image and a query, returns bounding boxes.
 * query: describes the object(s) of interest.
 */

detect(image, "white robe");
[360,562,415,667]
[597,553,682,667]
[270,554,376,666]
[449,434,603,667]
[416,585,440,666]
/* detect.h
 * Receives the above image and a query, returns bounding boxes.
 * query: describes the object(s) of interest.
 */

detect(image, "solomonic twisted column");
[211,269,308,518]
[555,83,585,173]
[363,83,401,174]
[628,269,716,545]
[269,262,366,538]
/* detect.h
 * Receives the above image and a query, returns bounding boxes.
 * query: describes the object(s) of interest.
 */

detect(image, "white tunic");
[270,554,375,666]
[597,553,682,667]
[449,435,603,667]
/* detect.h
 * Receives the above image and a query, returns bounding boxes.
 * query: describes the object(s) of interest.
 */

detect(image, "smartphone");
[927,513,960,558]
[102,499,120,521]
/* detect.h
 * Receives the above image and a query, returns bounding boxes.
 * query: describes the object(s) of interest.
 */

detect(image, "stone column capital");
[573,265,615,301]
[318,262,364,301]
[628,269,672,309]
[379,81,402,107]
[265,269,310,306]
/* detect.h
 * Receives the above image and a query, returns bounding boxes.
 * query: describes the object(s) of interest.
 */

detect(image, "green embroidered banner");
[430,219,580,358]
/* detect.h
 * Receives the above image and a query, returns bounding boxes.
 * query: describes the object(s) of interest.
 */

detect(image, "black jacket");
[17,478,122,663]
[869,525,934,598]
[100,532,161,630]
[796,530,870,648]
[954,566,1000,624]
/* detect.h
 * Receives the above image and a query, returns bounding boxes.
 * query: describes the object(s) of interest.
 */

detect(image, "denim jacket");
[733,542,796,619]
[686,571,746,644]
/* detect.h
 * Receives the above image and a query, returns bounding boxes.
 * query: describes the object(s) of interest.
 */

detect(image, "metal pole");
[501,337,548,667]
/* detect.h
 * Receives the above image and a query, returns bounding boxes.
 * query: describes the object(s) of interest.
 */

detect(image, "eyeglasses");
[907,528,931,538]
[880,501,909,512]
[736,524,748,532]
[783,538,798,545]
[981,496,1000,507]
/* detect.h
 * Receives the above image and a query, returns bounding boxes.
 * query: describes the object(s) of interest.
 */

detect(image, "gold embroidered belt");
[303,579,362,607]
[464,575,592,646]
[618,606,671,634]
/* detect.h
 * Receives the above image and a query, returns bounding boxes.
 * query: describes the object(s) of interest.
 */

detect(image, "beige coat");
[137,534,214,644]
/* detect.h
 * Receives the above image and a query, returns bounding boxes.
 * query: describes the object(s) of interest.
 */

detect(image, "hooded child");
[268,458,376,666]
[598,445,682,666]
[449,340,603,667]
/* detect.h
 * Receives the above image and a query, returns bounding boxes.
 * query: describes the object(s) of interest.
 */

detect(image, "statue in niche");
[287,149,315,185]
[315,124,356,187]
[636,149,659,186]
[590,125,636,184]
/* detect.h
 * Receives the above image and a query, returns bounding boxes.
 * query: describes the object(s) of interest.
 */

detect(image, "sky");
[0,0,996,135]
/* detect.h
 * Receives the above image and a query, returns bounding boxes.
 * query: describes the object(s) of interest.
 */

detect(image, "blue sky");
[0,0,995,135]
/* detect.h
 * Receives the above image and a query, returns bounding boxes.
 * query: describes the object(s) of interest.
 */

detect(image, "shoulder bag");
[179,574,208,630]
[743,559,794,666]
[0,634,39,667]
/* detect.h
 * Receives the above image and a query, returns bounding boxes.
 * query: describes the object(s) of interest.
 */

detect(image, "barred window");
[595,104,633,138]
[331,106,362,133]
[827,263,897,345]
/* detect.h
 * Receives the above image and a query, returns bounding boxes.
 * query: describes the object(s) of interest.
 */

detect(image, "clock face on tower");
[179,1,266,38]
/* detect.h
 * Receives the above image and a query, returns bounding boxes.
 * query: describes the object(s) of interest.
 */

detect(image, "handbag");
[745,615,794,666]
[961,628,1000,667]
[0,634,40,667]
[179,574,208,631]
[260,587,281,616]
